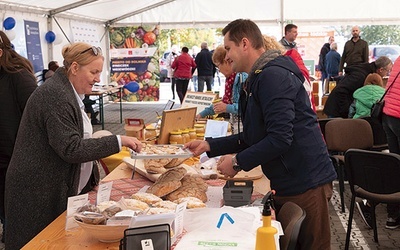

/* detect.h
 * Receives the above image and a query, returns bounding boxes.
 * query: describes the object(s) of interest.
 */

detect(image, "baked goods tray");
[129,144,193,159]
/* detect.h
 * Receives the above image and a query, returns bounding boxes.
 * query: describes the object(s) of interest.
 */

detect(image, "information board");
[181,91,216,114]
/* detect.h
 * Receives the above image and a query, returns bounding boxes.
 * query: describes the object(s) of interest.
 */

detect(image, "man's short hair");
[284,24,297,34]
[222,19,264,49]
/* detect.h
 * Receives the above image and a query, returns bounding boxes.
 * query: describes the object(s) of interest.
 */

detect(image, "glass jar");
[169,131,183,144]
[196,133,205,140]
[194,124,205,134]
[181,129,190,144]
[188,128,197,141]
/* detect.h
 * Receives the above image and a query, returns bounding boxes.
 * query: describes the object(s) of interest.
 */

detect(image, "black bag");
[371,100,385,122]
[370,71,400,122]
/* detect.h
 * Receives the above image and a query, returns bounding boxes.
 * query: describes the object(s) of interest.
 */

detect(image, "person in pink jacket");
[382,56,400,229]
[172,47,197,104]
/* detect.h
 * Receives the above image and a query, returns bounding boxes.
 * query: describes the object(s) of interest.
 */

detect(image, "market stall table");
[22,162,270,249]
[88,85,123,130]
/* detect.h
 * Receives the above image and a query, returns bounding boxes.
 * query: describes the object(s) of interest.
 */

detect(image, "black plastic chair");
[276,201,306,250]
[325,119,374,212]
[344,149,400,249]
[359,116,388,151]
[317,117,342,140]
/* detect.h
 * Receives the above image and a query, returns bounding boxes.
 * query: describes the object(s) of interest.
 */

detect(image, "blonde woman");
[5,42,142,249]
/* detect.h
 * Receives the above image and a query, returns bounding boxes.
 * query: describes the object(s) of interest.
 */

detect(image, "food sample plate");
[123,157,197,182]
[130,144,193,159]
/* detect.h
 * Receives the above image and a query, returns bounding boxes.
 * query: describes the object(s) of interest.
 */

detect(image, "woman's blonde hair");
[62,42,103,74]
[212,45,227,65]
[263,35,285,53]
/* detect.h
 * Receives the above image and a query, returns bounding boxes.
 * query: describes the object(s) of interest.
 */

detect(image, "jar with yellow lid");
[212,98,221,104]
[181,129,190,143]
[188,128,197,141]
[169,131,183,144]
[194,124,205,134]
[196,133,205,140]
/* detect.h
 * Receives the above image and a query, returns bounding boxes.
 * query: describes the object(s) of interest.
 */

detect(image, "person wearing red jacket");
[172,47,197,104]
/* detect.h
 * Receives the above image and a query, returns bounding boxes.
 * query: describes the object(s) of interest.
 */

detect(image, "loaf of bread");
[131,192,163,205]
[146,167,187,197]
[173,197,207,209]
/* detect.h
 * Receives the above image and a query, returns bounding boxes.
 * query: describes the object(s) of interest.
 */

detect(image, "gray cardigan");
[5,68,120,249]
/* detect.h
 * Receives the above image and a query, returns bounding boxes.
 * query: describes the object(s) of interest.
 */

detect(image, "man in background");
[324,42,341,94]
[195,42,214,92]
[339,25,369,75]
[279,24,298,50]
[318,36,335,92]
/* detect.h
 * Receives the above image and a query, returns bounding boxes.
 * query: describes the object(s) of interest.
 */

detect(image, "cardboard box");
[124,118,145,140]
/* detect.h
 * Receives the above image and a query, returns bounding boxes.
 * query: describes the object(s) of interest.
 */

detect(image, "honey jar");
[169,131,183,144]
[188,128,197,141]
[194,124,205,134]
[196,133,205,140]
[181,129,190,143]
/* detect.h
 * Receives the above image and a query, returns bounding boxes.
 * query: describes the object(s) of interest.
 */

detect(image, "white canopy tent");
[1,0,400,29]
[1,0,399,83]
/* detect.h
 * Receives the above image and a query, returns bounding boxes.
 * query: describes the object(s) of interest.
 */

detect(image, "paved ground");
[2,82,400,249]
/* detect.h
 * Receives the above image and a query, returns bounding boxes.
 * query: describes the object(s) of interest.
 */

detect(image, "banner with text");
[109,26,161,102]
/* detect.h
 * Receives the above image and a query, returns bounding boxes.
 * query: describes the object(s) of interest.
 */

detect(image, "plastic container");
[223,180,253,207]
[255,192,277,250]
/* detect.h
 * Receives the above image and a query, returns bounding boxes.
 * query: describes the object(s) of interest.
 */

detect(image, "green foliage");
[157,28,222,53]
[362,25,400,45]
[334,25,400,45]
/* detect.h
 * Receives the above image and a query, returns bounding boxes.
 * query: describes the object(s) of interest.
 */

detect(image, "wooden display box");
[157,107,197,144]
[124,118,145,140]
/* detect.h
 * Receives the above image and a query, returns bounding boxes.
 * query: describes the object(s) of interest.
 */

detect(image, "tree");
[157,28,221,54]
[361,25,400,45]
[333,25,400,45]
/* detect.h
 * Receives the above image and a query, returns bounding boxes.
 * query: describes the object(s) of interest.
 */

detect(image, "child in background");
[349,73,385,118]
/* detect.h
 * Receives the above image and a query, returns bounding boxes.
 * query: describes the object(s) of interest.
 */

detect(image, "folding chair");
[324,118,373,212]
[344,149,400,249]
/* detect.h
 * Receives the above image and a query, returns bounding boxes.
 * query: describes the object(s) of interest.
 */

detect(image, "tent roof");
[1,0,400,28]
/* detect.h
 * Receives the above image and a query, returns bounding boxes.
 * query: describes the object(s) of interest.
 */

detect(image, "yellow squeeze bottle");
[255,192,277,250]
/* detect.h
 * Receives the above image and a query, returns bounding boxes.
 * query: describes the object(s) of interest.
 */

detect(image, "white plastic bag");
[174,207,258,250]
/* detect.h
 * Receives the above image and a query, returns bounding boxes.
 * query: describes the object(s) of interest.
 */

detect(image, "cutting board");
[123,157,198,182]
[218,166,264,180]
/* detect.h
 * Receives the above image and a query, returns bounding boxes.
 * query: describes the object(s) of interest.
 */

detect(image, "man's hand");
[217,154,238,178]
[183,140,210,156]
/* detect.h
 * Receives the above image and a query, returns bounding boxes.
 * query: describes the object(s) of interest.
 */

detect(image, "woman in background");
[171,46,196,104]
[196,45,248,134]
[0,30,37,243]
[5,42,142,249]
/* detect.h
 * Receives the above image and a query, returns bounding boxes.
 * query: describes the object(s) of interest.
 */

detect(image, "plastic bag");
[174,207,259,250]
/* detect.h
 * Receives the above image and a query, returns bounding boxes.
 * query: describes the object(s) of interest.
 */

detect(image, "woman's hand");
[213,102,228,114]
[120,136,143,152]
[183,140,210,156]
[217,154,238,178]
